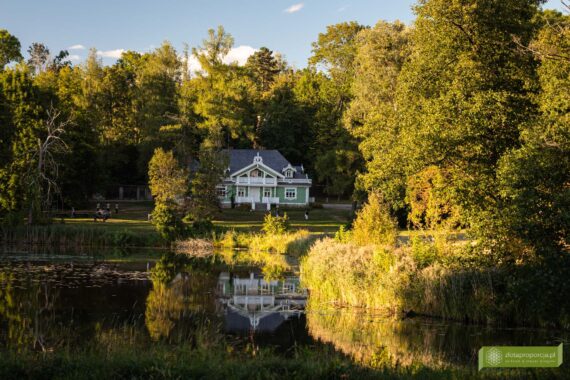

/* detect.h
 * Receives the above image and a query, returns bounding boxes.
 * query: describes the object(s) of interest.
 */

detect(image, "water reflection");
[306,302,570,369]
[0,251,567,374]
[217,272,306,332]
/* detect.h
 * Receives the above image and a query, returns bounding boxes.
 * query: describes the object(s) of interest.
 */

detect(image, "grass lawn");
[212,208,351,234]
[53,202,470,241]
[54,202,352,235]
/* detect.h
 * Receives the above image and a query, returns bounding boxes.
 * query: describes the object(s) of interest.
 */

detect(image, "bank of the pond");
[1,345,565,380]
[0,223,167,249]
[301,238,570,329]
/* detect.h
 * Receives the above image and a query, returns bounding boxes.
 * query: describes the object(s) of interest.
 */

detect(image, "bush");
[351,192,397,247]
[188,220,214,237]
[334,225,352,243]
[151,202,185,241]
[262,213,290,235]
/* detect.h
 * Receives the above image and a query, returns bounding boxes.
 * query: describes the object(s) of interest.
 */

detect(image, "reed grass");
[301,238,509,325]
[215,229,318,256]
[1,224,165,249]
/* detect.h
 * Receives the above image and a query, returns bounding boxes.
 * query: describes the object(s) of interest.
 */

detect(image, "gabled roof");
[222,149,310,181]
[224,149,290,174]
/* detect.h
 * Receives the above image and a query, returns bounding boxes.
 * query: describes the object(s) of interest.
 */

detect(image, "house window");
[285,188,296,199]
[285,169,293,178]
[250,169,260,177]
[216,186,227,198]
[263,188,271,198]
[237,187,246,197]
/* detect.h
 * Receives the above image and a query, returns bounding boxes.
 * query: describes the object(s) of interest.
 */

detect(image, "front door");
[249,187,260,202]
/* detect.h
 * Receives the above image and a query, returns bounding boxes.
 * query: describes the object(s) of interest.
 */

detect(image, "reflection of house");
[216,150,312,210]
[217,272,306,332]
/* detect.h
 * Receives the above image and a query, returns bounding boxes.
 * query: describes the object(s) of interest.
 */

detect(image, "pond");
[0,250,568,374]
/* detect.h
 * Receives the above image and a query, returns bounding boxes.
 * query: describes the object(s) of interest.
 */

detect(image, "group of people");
[93,203,119,222]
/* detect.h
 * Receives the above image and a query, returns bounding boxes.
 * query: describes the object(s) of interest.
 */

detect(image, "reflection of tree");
[306,301,470,369]
[0,272,60,352]
[146,280,186,341]
[145,254,221,344]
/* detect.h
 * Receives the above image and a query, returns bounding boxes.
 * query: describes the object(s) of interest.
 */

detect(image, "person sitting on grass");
[94,208,101,222]
[94,208,110,222]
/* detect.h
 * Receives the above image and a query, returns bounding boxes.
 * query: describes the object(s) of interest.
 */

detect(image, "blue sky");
[1,0,566,68]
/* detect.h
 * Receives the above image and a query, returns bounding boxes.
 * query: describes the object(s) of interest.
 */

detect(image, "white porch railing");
[262,197,280,204]
[236,177,276,185]
[235,196,254,203]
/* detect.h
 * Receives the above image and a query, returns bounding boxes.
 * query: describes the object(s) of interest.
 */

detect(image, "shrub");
[262,213,290,235]
[188,220,214,238]
[351,192,397,247]
[151,202,185,241]
[334,225,352,243]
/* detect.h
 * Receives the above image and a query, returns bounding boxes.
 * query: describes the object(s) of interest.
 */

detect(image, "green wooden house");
[216,149,312,210]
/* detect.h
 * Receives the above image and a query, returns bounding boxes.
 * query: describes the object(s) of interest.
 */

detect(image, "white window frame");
[285,187,296,200]
[237,187,246,197]
[285,169,293,178]
[216,185,227,198]
[263,187,271,198]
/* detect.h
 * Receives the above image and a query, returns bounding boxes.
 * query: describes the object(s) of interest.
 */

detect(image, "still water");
[0,251,568,370]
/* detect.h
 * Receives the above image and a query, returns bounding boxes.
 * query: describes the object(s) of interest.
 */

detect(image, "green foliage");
[405,166,460,230]
[344,20,410,208]
[0,29,22,68]
[148,148,187,204]
[188,149,227,221]
[0,65,43,218]
[187,220,214,238]
[151,202,185,241]
[351,192,397,247]
[262,213,290,235]
[245,47,281,93]
[334,225,352,243]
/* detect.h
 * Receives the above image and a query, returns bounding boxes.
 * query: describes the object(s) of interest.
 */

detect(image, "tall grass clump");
[301,238,411,311]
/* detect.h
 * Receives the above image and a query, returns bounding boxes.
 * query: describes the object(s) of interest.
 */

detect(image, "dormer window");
[285,169,293,178]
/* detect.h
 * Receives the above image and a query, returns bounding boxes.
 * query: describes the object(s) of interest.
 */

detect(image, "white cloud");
[96,49,125,59]
[68,54,81,61]
[68,44,85,50]
[337,5,350,12]
[284,3,304,13]
[223,45,257,66]
[186,45,257,76]
[186,55,202,74]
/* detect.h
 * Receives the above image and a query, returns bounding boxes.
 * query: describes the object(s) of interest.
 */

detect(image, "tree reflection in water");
[0,272,63,353]
[145,253,221,346]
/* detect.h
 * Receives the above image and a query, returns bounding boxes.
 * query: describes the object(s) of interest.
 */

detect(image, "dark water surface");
[0,251,568,370]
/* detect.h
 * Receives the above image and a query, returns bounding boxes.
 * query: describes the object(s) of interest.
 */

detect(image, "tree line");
[1,0,569,261]
[0,25,362,224]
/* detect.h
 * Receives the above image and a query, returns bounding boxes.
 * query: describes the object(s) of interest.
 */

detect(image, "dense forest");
[0,24,362,213]
[1,0,569,260]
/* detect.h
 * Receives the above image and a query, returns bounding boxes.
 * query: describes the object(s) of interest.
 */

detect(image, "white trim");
[237,186,246,197]
[229,162,284,179]
[285,187,297,200]
[281,163,297,173]
[279,178,312,184]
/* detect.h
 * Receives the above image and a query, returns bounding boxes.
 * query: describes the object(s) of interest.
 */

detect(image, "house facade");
[217,149,311,209]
